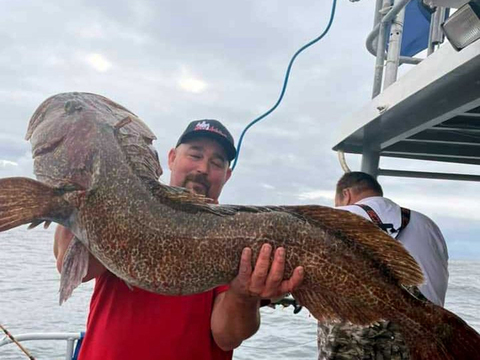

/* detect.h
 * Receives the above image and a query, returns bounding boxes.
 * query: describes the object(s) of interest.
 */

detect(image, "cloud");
[0,134,30,161]
[391,192,480,222]
[298,189,335,202]
[86,53,112,72]
[262,183,275,190]
[176,66,208,93]
[179,77,207,93]
[76,23,106,40]
[0,152,33,177]
[0,159,18,168]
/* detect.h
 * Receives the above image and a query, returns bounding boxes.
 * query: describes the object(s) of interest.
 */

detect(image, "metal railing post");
[372,0,392,98]
[361,148,380,178]
[371,0,413,97]
[66,338,76,360]
[428,7,446,55]
[384,6,406,89]
[373,0,384,30]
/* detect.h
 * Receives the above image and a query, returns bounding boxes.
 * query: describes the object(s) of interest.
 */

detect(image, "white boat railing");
[367,0,448,97]
[0,332,82,360]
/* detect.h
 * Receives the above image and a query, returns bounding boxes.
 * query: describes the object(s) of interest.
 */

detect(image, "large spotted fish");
[0,92,479,360]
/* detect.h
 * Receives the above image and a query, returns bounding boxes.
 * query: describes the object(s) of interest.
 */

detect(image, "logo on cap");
[194,121,227,139]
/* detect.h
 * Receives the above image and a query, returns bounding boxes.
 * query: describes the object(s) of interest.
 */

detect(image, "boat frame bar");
[0,332,80,360]
[379,169,480,182]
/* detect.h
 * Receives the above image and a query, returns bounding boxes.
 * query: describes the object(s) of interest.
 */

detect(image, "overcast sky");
[1,0,479,259]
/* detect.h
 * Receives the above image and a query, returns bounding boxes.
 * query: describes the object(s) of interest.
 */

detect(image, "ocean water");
[0,227,479,360]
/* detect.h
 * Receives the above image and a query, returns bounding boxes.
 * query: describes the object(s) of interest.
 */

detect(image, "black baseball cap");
[176,119,237,161]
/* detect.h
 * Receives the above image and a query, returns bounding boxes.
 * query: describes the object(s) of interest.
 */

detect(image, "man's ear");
[343,188,352,205]
[167,148,176,171]
[224,167,232,183]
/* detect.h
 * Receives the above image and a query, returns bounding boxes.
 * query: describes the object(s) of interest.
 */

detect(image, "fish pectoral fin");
[0,177,75,232]
[27,220,52,230]
[59,237,89,305]
[292,288,382,326]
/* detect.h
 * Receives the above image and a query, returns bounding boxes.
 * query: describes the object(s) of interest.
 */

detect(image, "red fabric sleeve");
[214,285,230,296]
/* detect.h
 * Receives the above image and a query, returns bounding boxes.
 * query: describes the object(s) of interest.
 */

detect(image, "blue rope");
[231,0,338,171]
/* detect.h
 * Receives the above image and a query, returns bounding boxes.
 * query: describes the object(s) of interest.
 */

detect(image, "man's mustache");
[182,173,211,193]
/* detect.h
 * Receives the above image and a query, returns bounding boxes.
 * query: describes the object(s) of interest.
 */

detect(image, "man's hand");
[54,225,106,281]
[54,225,75,272]
[230,244,304,300]
[211,243,304,351]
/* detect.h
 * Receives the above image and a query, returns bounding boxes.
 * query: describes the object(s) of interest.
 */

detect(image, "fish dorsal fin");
[143,180,237,216]
[285,205,424,287]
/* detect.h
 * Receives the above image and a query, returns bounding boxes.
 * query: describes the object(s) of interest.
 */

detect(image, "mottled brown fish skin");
[19,93,417,299]
[0,92,479,360]
[26,92,162,190]
[74,157,404,298]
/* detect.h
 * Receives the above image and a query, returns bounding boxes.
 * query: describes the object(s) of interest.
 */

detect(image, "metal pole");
[366,0,412,56]
[372,0,391,98]
[382,0,411,24]
[372,22,387,97]
[399,56,422,64]
[66,339,75,360]
[427,7,437,55]
[373,0,384,31]
[361,148,380,177]
[367,0,412,172]
[372,0,413,97]
[384,6,406,89]
[431,7,446,54]
[366,23,381,56]
[379,169,480,182]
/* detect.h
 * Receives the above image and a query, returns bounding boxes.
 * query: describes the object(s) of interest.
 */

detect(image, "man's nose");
[195,159,209,174]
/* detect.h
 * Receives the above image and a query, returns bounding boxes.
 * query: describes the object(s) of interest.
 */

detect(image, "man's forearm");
[54,225,106,281]
[54,225,74,272]
[211,290,261,351]
[210,245,304,351]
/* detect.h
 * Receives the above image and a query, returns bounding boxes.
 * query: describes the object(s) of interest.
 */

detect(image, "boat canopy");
[333,0,480,181]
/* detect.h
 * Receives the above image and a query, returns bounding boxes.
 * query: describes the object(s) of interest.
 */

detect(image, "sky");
[0,0,479,259]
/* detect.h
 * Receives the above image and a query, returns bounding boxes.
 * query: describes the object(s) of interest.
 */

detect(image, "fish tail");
[401,301,480,360]
[0,177,75,231]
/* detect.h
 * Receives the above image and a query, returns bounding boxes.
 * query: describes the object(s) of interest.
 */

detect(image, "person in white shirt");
[317,171,449,360]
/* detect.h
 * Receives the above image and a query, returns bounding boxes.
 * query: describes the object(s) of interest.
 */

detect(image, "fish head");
[25,92,163,189]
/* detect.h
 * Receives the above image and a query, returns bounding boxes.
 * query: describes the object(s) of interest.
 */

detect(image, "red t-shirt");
[78,271,232,360]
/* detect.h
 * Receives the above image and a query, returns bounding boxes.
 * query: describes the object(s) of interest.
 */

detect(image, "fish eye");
[143,136,153,145]
[148,144,159,162]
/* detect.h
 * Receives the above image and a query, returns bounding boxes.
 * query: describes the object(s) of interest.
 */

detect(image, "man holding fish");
[2,93,479,360]
[54,119,304,360]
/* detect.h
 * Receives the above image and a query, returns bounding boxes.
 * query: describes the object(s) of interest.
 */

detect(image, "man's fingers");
[238,247,253,281]
[236,245,304,299]
[249,244,272,293]
[279,266,305,295]
[289,266,305,291]
[264,247,286,293]
[228,247,253,297]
